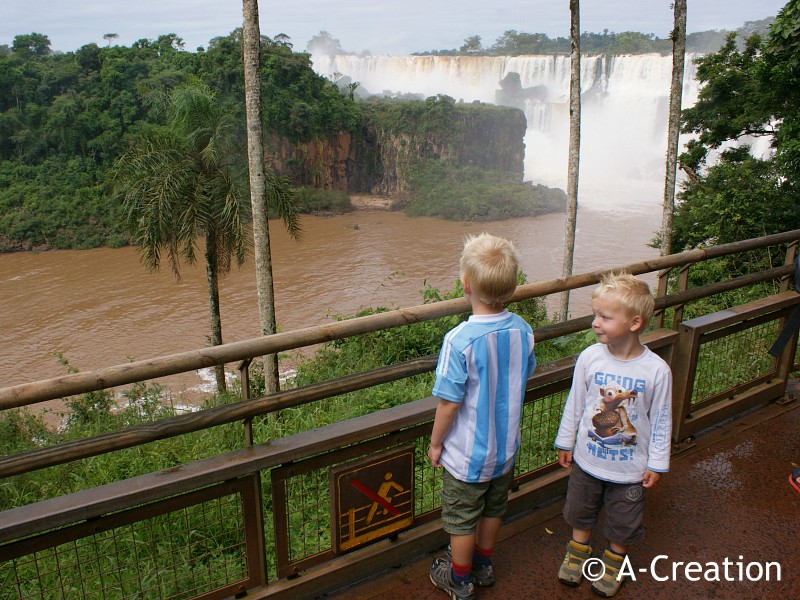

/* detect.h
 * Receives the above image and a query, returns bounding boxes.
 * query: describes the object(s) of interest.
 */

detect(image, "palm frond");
[265,168,302,240]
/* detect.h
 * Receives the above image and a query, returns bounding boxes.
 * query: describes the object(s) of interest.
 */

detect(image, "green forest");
[0,31,363,251]
[0,28,568,252]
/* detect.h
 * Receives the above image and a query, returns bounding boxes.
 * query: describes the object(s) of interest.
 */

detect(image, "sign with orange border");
[330,446,415,553]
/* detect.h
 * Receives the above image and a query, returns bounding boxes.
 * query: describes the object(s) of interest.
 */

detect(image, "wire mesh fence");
[1,485,251,600]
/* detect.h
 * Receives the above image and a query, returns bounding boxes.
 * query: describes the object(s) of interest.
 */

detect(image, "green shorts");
[440,467,514,536]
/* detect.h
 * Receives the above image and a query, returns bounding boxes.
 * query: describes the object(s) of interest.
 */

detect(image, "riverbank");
[348,194,395,211]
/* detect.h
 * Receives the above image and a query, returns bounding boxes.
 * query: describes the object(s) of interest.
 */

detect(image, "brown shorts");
[562,463,646,546]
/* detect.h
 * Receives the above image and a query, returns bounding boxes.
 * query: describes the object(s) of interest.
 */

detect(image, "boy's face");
[591,292,643,346]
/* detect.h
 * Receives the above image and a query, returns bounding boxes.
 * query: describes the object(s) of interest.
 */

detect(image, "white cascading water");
[311,53,701,211]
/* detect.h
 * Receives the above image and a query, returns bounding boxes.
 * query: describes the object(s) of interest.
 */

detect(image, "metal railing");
[0,230,798,599]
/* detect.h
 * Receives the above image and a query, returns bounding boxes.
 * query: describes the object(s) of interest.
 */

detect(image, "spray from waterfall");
[312,53,701,210]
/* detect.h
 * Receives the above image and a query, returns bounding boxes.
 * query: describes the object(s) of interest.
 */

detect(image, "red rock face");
[265,105,526,196]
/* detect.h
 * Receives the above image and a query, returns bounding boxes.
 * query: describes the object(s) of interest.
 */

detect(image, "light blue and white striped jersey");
[433,310,536,483]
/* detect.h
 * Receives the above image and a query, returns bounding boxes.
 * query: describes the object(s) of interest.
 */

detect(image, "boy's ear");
[461,277,470,294]
[629,314,644,333]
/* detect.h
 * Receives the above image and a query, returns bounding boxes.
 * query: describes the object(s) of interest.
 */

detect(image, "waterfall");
[312,53,701,210]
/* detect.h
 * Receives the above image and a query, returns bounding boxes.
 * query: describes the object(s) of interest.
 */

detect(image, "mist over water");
[312,53,700,201]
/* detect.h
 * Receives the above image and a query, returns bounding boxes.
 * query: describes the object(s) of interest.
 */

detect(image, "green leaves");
[675,2,800,254]
[404,159,565,221]
[114,82,250,277]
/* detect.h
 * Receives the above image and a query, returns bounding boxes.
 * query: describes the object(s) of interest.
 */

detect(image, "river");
[1,177,662,413]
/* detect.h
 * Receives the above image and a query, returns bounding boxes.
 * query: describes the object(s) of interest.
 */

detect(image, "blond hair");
[460,232,519,307]
[592,271,655,328]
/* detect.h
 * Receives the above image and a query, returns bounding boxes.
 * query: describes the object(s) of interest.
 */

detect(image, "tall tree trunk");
[560,0,582,321]
[661,0,687,256]
[242,0,280,394]
[205,232,227,392]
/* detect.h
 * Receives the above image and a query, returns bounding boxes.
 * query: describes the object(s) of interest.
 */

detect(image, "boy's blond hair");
[460,232,519,307]
[592,271,655,328]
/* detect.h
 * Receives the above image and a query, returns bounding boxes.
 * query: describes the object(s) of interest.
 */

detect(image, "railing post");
[673,264,690,328]
[671,319,700,444]
[774,305,800,384]
[653,268,671,329]
[239,359,254,446]
[780,241,797,293]
[241,472,269,589]
[779,241,798,373]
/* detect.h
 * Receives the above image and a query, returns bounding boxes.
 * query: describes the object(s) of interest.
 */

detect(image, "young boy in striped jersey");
[428,232,537,600]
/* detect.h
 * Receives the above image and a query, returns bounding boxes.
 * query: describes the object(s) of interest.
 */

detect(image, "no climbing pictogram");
[330,446,414,553]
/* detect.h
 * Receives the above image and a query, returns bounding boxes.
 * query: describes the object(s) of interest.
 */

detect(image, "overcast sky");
[1,1,790,56]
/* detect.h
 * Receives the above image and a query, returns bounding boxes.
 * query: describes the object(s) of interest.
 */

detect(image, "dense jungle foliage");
[649,0,800,311]
[0,30,559,252]
[0,31,361,252]
[403,159,566,220]
[669,0,800,293]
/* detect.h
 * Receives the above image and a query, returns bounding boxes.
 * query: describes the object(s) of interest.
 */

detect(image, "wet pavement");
[329,381,800,600]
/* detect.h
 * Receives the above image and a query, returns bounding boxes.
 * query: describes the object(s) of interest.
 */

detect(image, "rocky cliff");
[267,98,527,197]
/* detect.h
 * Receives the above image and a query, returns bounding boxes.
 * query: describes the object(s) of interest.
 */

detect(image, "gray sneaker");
[590,548,627,597]
[557,540,592,586]
[443,544,495,586]
[429,556,477,600]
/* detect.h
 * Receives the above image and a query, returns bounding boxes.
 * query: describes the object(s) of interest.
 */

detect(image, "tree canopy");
[416,19,777,57]
[0,30,359,251]
[672,0,800,252]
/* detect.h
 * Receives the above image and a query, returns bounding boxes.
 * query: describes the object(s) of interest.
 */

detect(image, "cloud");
[0,0,788,56]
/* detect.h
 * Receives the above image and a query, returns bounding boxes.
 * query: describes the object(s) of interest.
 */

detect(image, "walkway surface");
[329,380,800,600]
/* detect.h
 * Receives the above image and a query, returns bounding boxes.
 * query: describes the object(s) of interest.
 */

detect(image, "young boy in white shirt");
[554,271,672,597]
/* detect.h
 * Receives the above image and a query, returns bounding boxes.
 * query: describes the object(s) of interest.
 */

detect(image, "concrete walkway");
[329,381,800,599]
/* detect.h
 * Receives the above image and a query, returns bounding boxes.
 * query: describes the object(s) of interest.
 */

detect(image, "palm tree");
[662,0,687,256]
[242,0,301,394]
[114,82,250,392]
[560,0,582,321]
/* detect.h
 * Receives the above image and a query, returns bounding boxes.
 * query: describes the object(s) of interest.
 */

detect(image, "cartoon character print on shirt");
[588,383,638,448]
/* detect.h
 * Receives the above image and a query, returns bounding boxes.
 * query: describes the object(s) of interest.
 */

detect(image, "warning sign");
[330,446,414,553]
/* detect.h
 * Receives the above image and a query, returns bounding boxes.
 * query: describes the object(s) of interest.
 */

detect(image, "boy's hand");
[642,470,661,488]
[558,449,573,469]
[428,443,443,467]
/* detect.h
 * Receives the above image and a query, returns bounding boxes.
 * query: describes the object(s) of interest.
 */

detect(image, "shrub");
[295,187,354,214]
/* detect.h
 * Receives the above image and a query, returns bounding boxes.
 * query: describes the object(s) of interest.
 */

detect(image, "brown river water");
[0,181,662,417]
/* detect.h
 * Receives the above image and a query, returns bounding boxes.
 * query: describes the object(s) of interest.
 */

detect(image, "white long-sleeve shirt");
[554,343,672,484]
